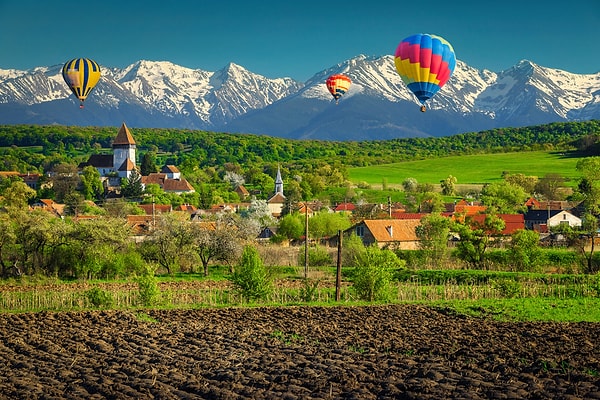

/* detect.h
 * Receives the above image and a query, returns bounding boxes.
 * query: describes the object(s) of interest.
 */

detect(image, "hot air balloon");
[62,58,101,108]
[394,34,456,112]
[326,74,351,104]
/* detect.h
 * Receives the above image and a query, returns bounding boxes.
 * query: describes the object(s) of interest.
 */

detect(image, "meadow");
[348,150,582,187]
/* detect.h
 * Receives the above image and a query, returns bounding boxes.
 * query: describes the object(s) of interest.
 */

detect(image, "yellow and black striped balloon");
[62,58,101,108]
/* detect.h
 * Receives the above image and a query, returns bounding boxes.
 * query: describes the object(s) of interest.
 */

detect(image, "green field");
[348,150,582,187]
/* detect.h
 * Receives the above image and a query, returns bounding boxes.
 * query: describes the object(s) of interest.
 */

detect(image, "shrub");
[492,279,522,298]
[136,266,161,307]
[299,278,320,302]
[341,233,366,268]
[230,245,273,302]
[352,245,405,301]
[298,245,333,267]
[85,286,114,308]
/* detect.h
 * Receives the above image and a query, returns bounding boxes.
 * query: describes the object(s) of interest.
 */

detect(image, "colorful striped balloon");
[394,34,456,111]
[62,58,101,108]
[326,74,351,104]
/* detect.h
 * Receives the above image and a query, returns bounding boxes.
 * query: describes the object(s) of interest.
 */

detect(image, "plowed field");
[0,305,599,399]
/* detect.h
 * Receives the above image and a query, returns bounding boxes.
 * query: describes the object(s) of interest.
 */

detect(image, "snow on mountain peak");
[0,56,598,140]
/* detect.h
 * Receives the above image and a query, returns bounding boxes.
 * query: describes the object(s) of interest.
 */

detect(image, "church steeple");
[113,122,136,179]
[275,166,283,195]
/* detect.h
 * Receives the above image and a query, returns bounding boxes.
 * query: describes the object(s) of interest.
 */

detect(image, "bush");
[352,245,405,302]
[298,245,333,267]
[341,233,366,268]
[136,266,161,307]
[230,245,273,302]
[85,286,114,308]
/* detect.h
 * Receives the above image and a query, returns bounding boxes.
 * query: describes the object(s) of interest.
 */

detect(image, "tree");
[230,245,273,302]
[1,180,36,211]
[80,166,104,200]
[534,173,566,200]
[244,198,275,229]
[140,213,196,274]
[277,213,305,240]
[0,212,17,277]
[223,171,245,189]
[505,173,538,195]
[480,181,528,213]
[402,177,418,193]
[416,213,451,268]
[572,157,600,272]
[508,229,541,272]
[190,215,242,276]
[121,170,144,199]
[341,233,366,268]
[308,211,351,242]
[51,163,80,203]
[452,214,505,269]
[140,151,158,176]
[440,175,457,196]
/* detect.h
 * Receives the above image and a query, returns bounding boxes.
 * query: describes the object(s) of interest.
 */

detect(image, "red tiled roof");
[334,203,355,212]
[469,214,525,235]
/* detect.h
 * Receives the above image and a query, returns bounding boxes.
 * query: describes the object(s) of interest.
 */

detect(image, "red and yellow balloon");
[62,58,101,108]
[326,74,351,104]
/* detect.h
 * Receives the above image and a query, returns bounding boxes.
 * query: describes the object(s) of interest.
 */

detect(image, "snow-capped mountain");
[0,56,598,140]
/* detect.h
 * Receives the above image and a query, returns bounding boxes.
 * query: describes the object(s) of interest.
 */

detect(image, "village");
[0,123,587,254]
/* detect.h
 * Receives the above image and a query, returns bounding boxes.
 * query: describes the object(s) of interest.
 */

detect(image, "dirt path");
[0,305,598,399]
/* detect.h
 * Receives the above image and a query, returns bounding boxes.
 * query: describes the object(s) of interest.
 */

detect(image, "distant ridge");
[0,57,598,141]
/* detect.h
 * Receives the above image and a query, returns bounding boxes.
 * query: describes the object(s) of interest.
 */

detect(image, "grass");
[1,266,599,322]
[348,150,582,187]
[433,298,600,322]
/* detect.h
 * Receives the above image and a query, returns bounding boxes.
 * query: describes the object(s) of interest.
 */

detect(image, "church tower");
[113,122,136,178]
[274,166,284,195]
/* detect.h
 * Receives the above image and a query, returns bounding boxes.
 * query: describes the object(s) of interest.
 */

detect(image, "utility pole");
[304,202,309,279]
[336,230,342,301]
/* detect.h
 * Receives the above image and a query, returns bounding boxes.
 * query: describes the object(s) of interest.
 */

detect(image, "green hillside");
[348,151,582,187]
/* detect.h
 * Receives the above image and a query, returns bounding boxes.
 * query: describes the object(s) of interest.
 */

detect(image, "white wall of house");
[547,211,581,228]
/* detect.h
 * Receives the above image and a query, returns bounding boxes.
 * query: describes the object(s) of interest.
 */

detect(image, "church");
[79,122,194,195]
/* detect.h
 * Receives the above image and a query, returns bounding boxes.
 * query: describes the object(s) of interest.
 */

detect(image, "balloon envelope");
[394,34,456,105]
[62,58,101,107]
[326,74,351,103]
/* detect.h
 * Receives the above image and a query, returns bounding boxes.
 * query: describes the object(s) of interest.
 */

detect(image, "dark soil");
[0,305,598,399]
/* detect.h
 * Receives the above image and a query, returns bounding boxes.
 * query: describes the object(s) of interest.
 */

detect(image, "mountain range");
[1,55,599,141]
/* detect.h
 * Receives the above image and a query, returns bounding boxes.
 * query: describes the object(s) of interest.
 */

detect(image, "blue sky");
[1,0,598,81]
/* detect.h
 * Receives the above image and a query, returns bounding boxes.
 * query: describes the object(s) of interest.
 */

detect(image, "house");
[141,173,195,194]
[547,210,582,229]
[0,172,42,190]
[392,212,428,220]
[341,219,421,249]
[234,185,250,200]
[334,202,355,213]
[524,209,564,231]
[161,165,181,180]
[31,199,65,217]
